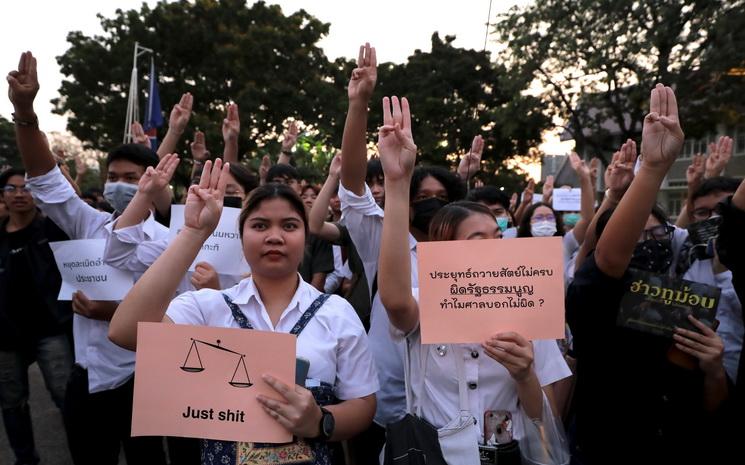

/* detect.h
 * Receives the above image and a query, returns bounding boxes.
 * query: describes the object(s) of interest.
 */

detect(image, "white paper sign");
[521,192,543,204]
[552,188,582,211]
[168,205,250,276]
[50,239,135,301]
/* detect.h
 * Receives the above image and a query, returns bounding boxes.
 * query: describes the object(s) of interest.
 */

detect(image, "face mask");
[411,197,448,233]
[103,181,138,213]
[563,213,580,228]
[223,196,243,209]
[531,220,557,237]
[496,216,509,231]
[630,239,673,273]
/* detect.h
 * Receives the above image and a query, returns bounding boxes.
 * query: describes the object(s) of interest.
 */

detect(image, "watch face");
[322,410,335,437]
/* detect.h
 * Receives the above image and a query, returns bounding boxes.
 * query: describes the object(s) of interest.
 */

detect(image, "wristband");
[12,112,38,127]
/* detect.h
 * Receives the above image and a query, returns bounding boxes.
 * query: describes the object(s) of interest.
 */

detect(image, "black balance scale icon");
[180,338,253,388]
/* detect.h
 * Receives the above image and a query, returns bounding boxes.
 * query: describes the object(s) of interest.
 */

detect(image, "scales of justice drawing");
[180,338,253,388]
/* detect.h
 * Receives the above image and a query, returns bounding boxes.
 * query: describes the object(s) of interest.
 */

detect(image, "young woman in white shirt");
[376,96,570,463]
[109,159,378,465]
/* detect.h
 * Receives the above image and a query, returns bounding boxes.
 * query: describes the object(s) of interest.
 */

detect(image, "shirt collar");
[230,273,309,314]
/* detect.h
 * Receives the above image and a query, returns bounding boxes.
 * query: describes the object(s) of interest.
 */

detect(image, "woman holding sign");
[376,96,571,464]
[109,158,378,465]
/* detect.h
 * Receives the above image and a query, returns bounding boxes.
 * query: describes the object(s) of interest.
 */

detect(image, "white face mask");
[531,220,557,237]
[103,181,138,213]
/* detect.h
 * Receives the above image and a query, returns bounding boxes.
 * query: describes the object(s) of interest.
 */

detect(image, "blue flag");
[143,59,163,149]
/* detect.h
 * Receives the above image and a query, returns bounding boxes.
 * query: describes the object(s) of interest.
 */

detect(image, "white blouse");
[166,276,379,400]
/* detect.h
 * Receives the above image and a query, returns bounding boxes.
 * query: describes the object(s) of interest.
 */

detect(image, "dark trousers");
[63,364,166,465]
[347,422,386,465]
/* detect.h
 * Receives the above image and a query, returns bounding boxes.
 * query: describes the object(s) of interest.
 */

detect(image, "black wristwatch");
[317,407,334,441]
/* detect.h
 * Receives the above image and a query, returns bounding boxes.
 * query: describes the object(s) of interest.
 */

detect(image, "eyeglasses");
[640,224,675,242]
[531,214,556,223]
[691,205,723,222]
[2,185,30,194]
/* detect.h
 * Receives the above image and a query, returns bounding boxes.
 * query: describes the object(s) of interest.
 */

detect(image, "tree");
[494,0,745,162]
[54,0,345,160]
[369,33,550,174]
[0,115,21,169]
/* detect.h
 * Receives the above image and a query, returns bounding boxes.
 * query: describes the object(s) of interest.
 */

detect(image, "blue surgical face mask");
[563,213,581,228]
[103,181,138,213]
[496,216,509,231]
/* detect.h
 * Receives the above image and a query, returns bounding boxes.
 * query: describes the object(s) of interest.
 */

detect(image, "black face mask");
[223,196,243,209]
[411,197,448,233]
[630,239,673,273]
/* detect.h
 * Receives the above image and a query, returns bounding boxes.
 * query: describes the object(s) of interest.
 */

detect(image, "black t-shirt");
[298,233,334,284]
[567,254,719,465]
[4,222,65,347]
[331,223,371,329]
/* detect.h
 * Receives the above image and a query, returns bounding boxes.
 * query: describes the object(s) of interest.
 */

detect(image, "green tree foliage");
[370,33,549,173]
[0,116,21,169]
[54,0,548,183]
[495,0,745,161]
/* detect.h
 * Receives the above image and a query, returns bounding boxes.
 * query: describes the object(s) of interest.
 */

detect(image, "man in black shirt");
[0,168,74,465]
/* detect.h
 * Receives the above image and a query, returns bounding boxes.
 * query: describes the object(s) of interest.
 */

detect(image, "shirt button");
[468,382,478,390]
[470,350,479,359]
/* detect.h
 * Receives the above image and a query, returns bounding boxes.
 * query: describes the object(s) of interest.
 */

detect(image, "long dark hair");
[517,202,564,237]
[429,201,496,241]
[238,183,308,237]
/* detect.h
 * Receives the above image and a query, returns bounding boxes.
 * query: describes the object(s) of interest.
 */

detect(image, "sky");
[0,0,570,175]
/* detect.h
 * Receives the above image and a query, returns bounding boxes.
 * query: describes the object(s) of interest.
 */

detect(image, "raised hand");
[509,193,518,213]
[328,151,342,180]
[589,157,600,187]
[521,179,535,205]
[482,332,535,383]
[686,153,705,192]
[704,135,733,179]
[169,92,193,135]
[131,121,152,149]
[640,84,684,172]
[259,155,271,183]
[348,42,377,102]
[183,159,230,237]
[542,175,554,204]
[569,152,591,181]
[191,262,221,290]
[281,121,299,153]
[377,96,416,182]
[138,153,180,196]
[222,103,240,142]
[673,316,725,377]
[457,134,483,181]
[190,131,209,162]
[7,51,39,112]
[605,139,637,200]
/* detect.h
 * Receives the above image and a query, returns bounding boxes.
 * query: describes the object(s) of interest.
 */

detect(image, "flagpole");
[123,42,153,143]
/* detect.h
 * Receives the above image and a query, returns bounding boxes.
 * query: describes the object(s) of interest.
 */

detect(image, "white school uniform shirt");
[165,276,379,400]
[338,183,415,426]
[104,223,243,293]
[26,166,168,393]
[406,288,571,442]
[323,244,352,293]
[563,230,580,287]
[683,258,743,381]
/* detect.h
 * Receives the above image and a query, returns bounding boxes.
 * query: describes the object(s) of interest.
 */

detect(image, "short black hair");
[106,144,159,169]
[0,168,25,189]
[466,186,510,210]
[595,204,669,239]
[366,158,384,185]
[229,163,259,194]
[691,177,742,202]
[266,163,300,182]
[410,166,466,203]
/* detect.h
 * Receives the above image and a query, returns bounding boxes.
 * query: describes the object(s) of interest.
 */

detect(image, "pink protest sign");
[417,237,565,344]
[132,322,295,443]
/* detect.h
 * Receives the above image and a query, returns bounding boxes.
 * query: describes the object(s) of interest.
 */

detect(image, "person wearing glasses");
[0,168,74,465]
[566,85,729,465]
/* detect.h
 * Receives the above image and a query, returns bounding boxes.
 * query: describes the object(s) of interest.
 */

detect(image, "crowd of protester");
[1,42,744,465]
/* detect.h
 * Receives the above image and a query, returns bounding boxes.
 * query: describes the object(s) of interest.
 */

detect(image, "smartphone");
[484,410,513,445]
[295,357,310,386]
